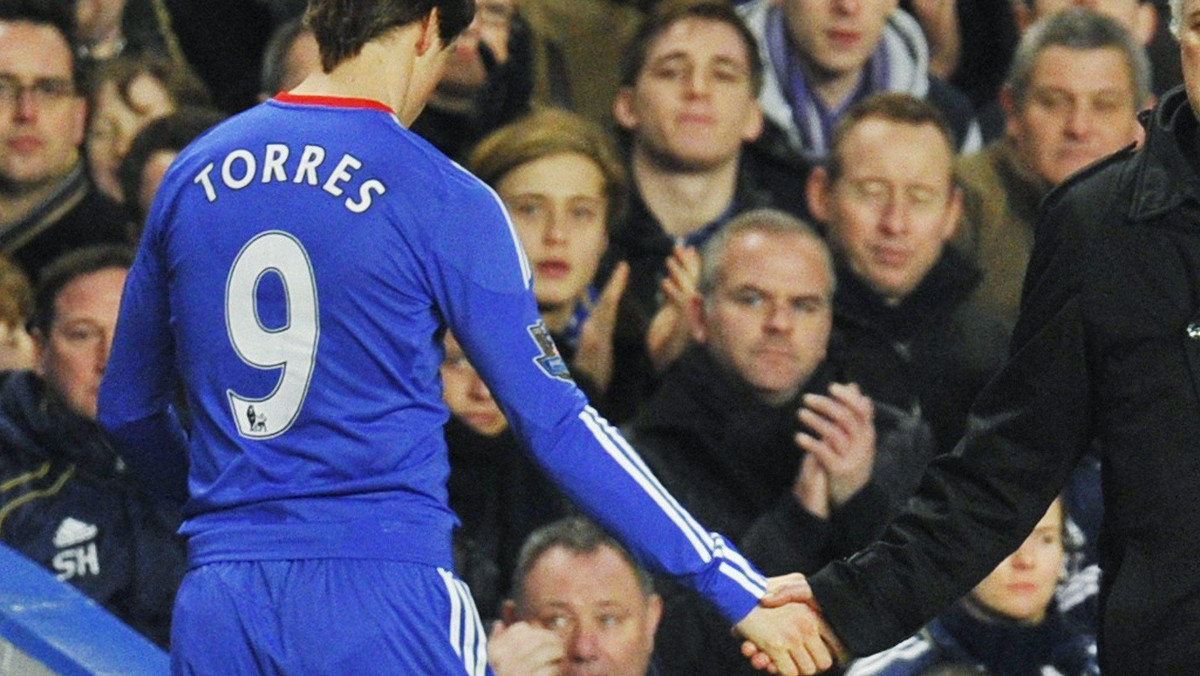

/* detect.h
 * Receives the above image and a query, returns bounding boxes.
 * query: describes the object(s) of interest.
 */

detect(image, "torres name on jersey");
[191,143,388,214]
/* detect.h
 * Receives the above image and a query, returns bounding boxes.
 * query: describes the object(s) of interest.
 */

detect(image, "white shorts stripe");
[439,569,489,676]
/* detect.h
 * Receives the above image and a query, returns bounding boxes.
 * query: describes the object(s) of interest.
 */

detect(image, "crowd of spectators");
[0,0,1175,672]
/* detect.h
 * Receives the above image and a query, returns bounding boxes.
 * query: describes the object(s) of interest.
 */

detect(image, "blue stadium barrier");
[0,542,168,675]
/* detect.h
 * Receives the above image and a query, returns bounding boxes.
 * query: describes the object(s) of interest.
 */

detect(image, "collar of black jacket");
[1129,85,1200,221]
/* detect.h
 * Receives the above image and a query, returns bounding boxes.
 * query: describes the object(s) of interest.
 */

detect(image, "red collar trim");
[273,91,394,114]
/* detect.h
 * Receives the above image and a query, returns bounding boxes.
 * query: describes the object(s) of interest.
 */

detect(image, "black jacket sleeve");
[806,159,1125,655]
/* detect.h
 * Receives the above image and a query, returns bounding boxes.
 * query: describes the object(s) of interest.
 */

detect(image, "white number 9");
[225,231,319,438]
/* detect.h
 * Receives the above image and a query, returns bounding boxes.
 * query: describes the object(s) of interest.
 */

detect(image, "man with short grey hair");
[955,7,1149,327]
[625,208,934,676]
[493,516,663,676]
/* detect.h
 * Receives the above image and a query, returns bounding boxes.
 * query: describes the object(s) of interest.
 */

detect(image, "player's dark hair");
[305,0,476,72]
[620,0,763,95]
[29,245,136,336]
[511,516,655,611]
[0,0,81,90]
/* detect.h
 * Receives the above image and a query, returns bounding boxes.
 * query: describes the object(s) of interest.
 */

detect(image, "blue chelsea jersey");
[98,94,766,624]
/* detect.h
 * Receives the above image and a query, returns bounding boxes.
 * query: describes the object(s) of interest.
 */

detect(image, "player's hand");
[734,601,832,675]
[795,383,875,509]
[574,261,630,393]
[647,245,701,372]
[750,580,847,670]
[488,620,565,676]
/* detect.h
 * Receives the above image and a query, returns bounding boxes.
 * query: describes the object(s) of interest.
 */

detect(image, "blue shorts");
[170,559,492,675]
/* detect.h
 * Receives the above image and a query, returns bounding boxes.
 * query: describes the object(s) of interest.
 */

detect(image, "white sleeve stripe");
[581,405,716,549]
[579,407,713,562]
[714,539,768,591]
[719,561,769,598]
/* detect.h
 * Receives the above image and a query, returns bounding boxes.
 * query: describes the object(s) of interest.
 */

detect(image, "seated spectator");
[626,208,934,676]
[470,107,652,423]
[0,244,186,647]
[844,497,1098,676]
[609,0,807,373]
[806,93,1009,456]
[258,15,320,98]
[955,8,1149,328]
[84,51,211,206]
[739,0,982,165]
[117,105,227,227]
[491,516,662,676]
[411,0,570,160]
[440,331,570,620]
[0,255,34,370]
[0,1,128,280]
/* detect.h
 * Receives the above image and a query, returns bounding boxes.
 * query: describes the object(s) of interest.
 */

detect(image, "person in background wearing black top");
[0,245,184,648]
[0,1,128,281]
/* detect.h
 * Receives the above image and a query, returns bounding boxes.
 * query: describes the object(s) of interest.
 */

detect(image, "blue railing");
[0,542,168,675]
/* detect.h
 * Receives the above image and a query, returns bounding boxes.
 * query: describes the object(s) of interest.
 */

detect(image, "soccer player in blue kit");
[96,1,834,674]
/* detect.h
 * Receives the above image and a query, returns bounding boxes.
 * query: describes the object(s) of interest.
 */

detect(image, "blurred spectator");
[117,105,226,228]
[495,516,662,676]
[412,0,570,160]
[518,0,646,125]
[1014,0,1157,47]
[70,0,188,65]
[440,331,570,620]
[0,0,128,281]
[0,255,34,370]
[971,0,1170,140]
[844,497,1098,676]
[609,0,801,374]
[470,108,652,423]
[955,9,1149,328]
[626,208,934,676]
[160,0,275,113]
[259,15,319,98]
[0,244,185,647]
[739,0,981,164]
[83,51,210,205]
[901,0,1020,114]
[806,93,1009,456]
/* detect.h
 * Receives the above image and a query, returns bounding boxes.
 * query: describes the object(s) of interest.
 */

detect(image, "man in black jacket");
[626,208,933,676]
[777,3,1200,672]
[806,92,1010,456]
[0,245,184,648]
[0,2,129,281]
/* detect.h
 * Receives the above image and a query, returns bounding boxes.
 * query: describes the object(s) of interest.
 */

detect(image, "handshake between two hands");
[734,573,846,676]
